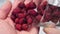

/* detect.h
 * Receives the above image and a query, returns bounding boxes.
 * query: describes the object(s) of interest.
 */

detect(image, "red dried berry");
[22,24,28,30]
[12,7,21,15]
[36,15,42,21]
[27,17,33,24]
[45,13,52,20]
[18,2,25,9]
[18,13,26,18]
[19,18,24,24]
[28,9,37,16]
[25,2,36,9]
[52,11,59,17]
[51,17,58,23]
[15,18,19,24]
[15,24,21,31]
[11,15,16,21]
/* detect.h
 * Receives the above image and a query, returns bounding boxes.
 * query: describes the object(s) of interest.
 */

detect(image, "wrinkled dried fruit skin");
[42,4,60,23]
[19,18,25,24]
[15,18,19,24]
[36,15,42,21]
[25,2,36,9]
[12,7,21,16]
[18,2,26,9]
[22,24,28,30]
[28,9,37,16]
[17,13,26,18]
[37,1,47,15]
[11,2,41,31]
[15,24,21,31]
[27,17,33,24]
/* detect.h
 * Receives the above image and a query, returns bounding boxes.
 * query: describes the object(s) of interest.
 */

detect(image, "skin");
[1,0,60,34]
[0,0,39,34]
[43,23,60,34]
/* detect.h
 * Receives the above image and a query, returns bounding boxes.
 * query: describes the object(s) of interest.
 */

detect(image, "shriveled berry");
[22,24,28,30]
[18,2,25,9]
[52,11,59,17]
[28,9,37,16]
[15,24,21,31]
[17,13,26,18]
[25,2,36,9]
[36,15,42,21]
[12,7,21,15]
[27,17,33,24]
[19,18,24,24]
[15,18,19,24]
[51,17,59,23]
[11,15,16,21]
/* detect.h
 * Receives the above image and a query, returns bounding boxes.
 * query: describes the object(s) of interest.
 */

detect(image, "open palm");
[0,0,39,34]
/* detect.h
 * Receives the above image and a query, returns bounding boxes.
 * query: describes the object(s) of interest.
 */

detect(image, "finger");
[33,0,40,6]
[0,0,12,19]
[43,23,56,34]
[0,20,16,34]
[29,27,39,34]
[5,17,15,28]
[24,0,32,5]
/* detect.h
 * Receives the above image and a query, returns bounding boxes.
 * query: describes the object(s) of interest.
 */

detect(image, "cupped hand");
[0,0,39,34]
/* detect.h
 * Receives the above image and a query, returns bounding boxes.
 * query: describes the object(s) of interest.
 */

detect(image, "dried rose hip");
[15,18,19,24]
[51,17,59,23]
[25,1,36,9]
[36,15,42,21]
[12,7,21,15]
[27,16,33,24]
[37,1,47,15]
[15,24,21,31]
[28,9,37,16]
[18,2,25,9]
[19,18,25,24]
[11,1,41,31]
[11,15,16,21]
[22,24,28,30]
[17,13,26,18]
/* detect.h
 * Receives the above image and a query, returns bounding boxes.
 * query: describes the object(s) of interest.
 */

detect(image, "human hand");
[43,23,60,34]
[0,0,39,34]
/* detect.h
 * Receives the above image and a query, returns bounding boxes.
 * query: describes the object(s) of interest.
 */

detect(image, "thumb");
[43,23,56,34]
[0,0,12,19]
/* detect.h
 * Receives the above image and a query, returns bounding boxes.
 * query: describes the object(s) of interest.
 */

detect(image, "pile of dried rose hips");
[11,1,42,31]
[11,1,60,31]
